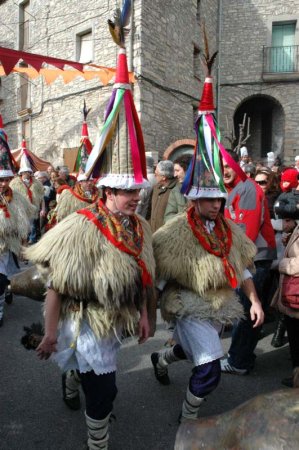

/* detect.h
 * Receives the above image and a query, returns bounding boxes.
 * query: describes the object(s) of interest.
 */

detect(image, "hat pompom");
[115,49,130,85]
[198,77,215,113]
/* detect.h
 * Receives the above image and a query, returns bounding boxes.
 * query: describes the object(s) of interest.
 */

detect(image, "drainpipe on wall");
[128,0,134,74]
[216,0,223,122]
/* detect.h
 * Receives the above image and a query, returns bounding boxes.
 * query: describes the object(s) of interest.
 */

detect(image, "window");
[76,31,93,64]
[19,1,30,51]
[193,44,201,80]
[271,22,296,72]
[22,119,30,142]
[18,73,30,112]
[196,0,201,23]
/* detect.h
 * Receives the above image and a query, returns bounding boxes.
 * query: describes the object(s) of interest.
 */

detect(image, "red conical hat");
[19,138,36,173]
[198,77,215,113]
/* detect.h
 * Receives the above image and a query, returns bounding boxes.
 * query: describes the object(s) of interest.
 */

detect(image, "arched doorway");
[163,139,195,161]
[234,95,284,160]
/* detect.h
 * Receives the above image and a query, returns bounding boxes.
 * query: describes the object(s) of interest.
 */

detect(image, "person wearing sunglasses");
[255,168,281,219]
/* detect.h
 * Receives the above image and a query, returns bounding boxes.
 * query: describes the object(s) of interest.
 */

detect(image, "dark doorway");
[234,95,284,161]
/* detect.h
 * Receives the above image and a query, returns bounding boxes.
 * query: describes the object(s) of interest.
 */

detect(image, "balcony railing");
[263,45,299,74]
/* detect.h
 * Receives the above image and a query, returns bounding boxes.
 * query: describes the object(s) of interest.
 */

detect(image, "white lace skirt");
[52,318,122,375]
[173,317,224,366]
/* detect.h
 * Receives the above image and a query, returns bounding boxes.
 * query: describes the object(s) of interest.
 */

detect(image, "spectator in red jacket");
[220,151,276,375]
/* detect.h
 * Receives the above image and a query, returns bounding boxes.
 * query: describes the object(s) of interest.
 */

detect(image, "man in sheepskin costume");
[0,122,35,327]
[55,102,99,224]
[25,5,156,449]
[150,42,264,422]
[10,139,44,244]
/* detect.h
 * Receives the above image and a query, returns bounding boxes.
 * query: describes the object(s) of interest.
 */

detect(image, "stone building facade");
[0,0,297,166]
[219,0,299,164]
[0,0,218,165]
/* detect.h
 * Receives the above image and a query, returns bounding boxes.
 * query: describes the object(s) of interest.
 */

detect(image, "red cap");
[115,49,129,84]
[281,168,298,189]
[198,77,215,112]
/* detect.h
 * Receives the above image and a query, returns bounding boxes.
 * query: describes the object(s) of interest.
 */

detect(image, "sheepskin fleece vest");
[153,213,256,323]
[10,177,44,217]
[56,188,97,222]
[0,190,35,256]
[25,211,155,337]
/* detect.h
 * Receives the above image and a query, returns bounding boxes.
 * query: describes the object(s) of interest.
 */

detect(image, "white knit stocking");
[85,412,110,450]
[181,387,204,421]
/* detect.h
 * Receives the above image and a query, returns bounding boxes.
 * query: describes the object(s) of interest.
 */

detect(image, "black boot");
[5,291,13,305]
[271,315,286,348]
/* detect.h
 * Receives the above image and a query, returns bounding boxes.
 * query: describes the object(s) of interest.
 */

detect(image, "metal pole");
[216,0,223,122]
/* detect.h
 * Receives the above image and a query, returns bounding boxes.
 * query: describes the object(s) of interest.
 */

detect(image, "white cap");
[267,152,275,161]
[295,155,299,161]
[240,146,248,157]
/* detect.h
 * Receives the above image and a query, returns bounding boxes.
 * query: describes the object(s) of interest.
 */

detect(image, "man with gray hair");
[147,160,177,232]
[136,155,157,218]
[58,166,76,187]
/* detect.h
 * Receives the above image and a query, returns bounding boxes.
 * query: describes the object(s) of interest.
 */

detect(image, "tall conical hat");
[18,139,36,174]
[182,27,246,199]
[0,115,17,178]
[75,100,93,181]
[84,0,149,189]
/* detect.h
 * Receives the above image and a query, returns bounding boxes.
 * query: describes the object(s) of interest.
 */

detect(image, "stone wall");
[0,0,130,162]
[0,0,219,163]
[1,0,299,165]
[138,0,219,157]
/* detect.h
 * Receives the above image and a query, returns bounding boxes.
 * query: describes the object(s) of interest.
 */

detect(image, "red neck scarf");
[22,178,33,203]
[0,187,13,218]
[187,206,238,288]
[77,199,152,288]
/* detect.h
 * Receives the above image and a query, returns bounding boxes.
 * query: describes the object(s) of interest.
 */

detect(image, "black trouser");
[0,273,8,295]
[80,370,117,420]
[285,316,299,368]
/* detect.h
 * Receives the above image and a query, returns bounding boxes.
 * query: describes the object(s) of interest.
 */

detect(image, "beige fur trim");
[60,300,139,338]
[10,177,44,217]
[0,190,35,256]
[25,212,155,336]
[56,188,93,222]
[153,213,256,297]
[160,282,244,324]
[153,214,256,323]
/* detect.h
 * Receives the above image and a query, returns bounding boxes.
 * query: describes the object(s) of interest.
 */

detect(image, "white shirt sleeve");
[156,279,167,291]
[242,269,252,281]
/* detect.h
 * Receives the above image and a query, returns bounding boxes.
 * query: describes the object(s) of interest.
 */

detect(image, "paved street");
[0,290,293,450]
